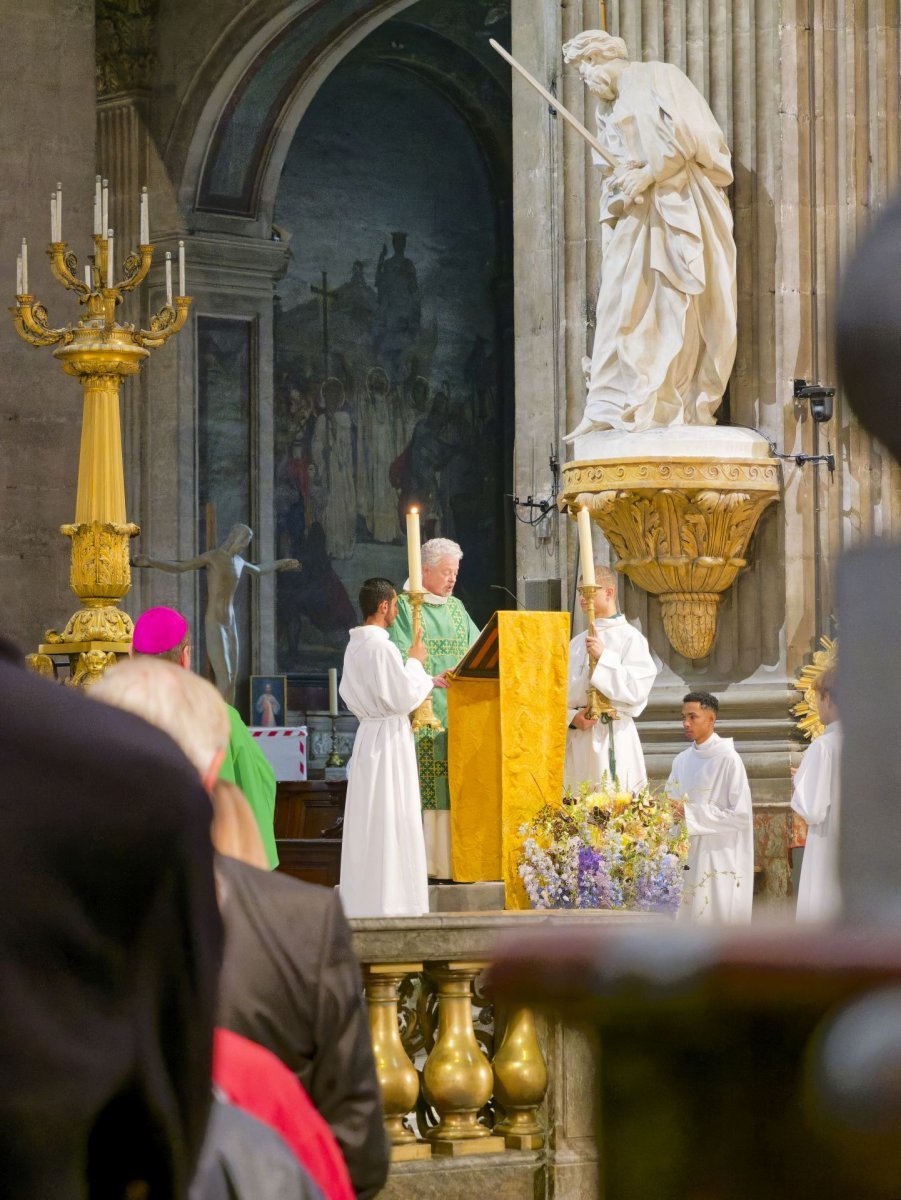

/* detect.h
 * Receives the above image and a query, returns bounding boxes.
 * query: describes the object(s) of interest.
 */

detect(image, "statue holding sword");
[492,31,738,438]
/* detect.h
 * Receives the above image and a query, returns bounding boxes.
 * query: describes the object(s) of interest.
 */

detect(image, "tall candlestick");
[165,251,173,306]
[140,187,149,245]
[93,175,102,235]
[101,178,109,234]
[106,229,114,289]
[406,507,423,592]
[328,667,338,717]
[577,506,596,587]
[20,239,28,294]
[16,253,22,297]
[177,239,185,295]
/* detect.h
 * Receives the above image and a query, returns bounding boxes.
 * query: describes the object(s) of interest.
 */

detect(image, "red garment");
[212,1028,355,1200]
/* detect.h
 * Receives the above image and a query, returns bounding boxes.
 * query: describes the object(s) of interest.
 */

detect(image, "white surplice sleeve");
[683,756,753,836]
[791,735,836,828]
[589,631,658,717]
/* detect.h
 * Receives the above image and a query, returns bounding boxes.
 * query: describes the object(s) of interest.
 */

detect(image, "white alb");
[791,722,842,922]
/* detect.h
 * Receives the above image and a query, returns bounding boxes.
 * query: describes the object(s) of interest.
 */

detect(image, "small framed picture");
[250,674,287,728]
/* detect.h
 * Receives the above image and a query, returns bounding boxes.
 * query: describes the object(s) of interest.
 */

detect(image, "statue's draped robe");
[667,733,754,924]
[389,591,480,878]
[565,615,657,790]
[790,722,842,922]
[582,61,737,433]
[339,626,432,916]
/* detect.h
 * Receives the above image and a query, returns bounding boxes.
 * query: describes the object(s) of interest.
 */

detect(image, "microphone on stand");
[490,584,527,610]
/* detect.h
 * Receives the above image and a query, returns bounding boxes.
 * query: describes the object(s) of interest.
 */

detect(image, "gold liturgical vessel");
[10,179,191,683]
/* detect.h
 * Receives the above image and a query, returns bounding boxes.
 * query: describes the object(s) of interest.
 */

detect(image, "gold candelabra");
[408,590,444,732]
[578,583,619,722]
[10,181,191,678]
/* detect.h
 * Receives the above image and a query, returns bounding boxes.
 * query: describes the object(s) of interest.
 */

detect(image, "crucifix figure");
[311,269,338,379]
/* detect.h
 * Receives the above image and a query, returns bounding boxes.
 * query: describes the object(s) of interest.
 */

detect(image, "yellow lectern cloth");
[448,611,570,908]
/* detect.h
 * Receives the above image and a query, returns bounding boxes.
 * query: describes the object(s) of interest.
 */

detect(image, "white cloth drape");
[791,722,842,922]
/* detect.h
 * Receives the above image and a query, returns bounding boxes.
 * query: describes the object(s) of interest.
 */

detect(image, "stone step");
[428,881,505,913]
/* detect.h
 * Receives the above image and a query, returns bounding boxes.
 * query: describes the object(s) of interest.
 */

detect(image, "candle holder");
[326,715,345,769]
[578,583,619,722]
[10,208,191,681]
[407,590,444,732]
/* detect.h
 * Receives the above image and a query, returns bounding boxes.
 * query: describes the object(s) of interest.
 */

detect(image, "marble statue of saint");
[133,525,298,705]
[562,30,737,437]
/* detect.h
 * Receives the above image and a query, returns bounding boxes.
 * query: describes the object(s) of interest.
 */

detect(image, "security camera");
[793,378,836,423]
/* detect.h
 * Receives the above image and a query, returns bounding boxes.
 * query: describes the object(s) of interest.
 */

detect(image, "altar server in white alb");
[791,667,842,922]
[668,691,754,923]
[565,565,657,789]
[339,577,434,918]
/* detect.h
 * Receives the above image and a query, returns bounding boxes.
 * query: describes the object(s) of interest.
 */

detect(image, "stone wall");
[0,0,96,652]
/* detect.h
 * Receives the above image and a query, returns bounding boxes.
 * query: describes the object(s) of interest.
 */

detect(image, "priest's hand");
[571,708,598,731]
[586,633,605,659]
[432,672,449,689]
[408,627,428,665]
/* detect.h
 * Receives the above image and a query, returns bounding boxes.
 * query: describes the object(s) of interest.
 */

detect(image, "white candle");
[50,193,57,242]
[406,507,423,592]
[20,239,28,294]
[93,176,102,235]
[140,187,149,245]
[328,668,338,717]
[55,182,62,241]
[177,239,185,295]
[165,251,173,305]
[577,506,596,587]
[84,264,92,289]
[101,179,109,234]
[106,229,114,288]
[16,253,22,297]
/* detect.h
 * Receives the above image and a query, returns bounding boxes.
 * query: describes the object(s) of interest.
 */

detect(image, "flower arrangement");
[517,782,688,912]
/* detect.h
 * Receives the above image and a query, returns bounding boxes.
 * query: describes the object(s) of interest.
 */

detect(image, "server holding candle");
[388,526,480,880]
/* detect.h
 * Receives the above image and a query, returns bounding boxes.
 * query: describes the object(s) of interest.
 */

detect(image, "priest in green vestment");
[388,538,480,878]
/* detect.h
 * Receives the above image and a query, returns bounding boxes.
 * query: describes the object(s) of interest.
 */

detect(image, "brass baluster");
[492,1005,548,1149]
[363,964,431,1162]
[422,961,506,1155]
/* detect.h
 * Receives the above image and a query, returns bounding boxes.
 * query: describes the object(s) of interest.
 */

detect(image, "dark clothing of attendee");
[215,855,389,1198]
[190,1097,325,1200]
[0,637,222,1200]
[212,1028,354,1200]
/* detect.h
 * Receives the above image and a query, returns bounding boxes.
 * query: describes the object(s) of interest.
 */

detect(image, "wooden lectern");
[447,610,570,908]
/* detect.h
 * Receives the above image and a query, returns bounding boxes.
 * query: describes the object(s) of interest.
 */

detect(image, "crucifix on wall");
[311,269,338,379]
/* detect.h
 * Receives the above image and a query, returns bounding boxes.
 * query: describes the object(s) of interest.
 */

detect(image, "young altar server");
[339,577,434,917]
[791,668,842,921]
[565,565,657,789]
[668,691,755,923]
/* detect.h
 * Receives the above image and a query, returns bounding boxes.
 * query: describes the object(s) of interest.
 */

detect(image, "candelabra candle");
[93,175,102,235]
[20,239,28,294]
[165,251,173,305]
[101,178,109,233]
[177,240,185,296]
[84,264,91,289]
[50,194,57,243]
[140,187,149,245]
[55,183,62,242]
[106,230,114,289]
[16,253,22,297]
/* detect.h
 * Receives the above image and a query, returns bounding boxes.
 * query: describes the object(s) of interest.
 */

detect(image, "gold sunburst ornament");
[792,635,837,740]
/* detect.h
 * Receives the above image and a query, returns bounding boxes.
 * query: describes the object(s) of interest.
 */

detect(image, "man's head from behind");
[682,690,719,745]
[132,606,191,669]
[92,658,229,792]
[814,667,839,727]
[360,577,398,627]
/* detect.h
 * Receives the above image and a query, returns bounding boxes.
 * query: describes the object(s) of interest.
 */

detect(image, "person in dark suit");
[0,636,222,1200]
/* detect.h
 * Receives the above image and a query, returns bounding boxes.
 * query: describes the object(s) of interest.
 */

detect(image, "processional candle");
[406,507,423,593]
[577,506,596,587]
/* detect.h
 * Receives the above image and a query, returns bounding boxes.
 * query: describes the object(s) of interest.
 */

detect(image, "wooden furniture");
[274,780,345,888]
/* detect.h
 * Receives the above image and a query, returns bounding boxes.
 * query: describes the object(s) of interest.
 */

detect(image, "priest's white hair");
[562,29,628,65]
[421,537,463,567]
[91,656,229,780]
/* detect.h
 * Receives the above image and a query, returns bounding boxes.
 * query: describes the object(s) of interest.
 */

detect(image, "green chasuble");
[220,704,279,869]
[388,593,480,811]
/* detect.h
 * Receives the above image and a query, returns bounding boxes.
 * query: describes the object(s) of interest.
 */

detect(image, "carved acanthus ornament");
[563,457,781,659]
[96,0,160,97]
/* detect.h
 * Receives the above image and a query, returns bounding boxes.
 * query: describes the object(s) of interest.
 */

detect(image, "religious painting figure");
[255,683,282,728]
[668,691,754,924]
[562,30,738,437]
[565,565,657,789]
[388,538,480,879]
[791,667,842,922]
[309,378,357,560]
[339,578,434,917]
[133,525,299,706]
[374,232,421,383]
[365,367,402,543]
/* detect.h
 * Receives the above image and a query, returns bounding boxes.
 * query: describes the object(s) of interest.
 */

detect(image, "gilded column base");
[412,694,444,732]
[563,448,780,660]
[429,1133,507,1157]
